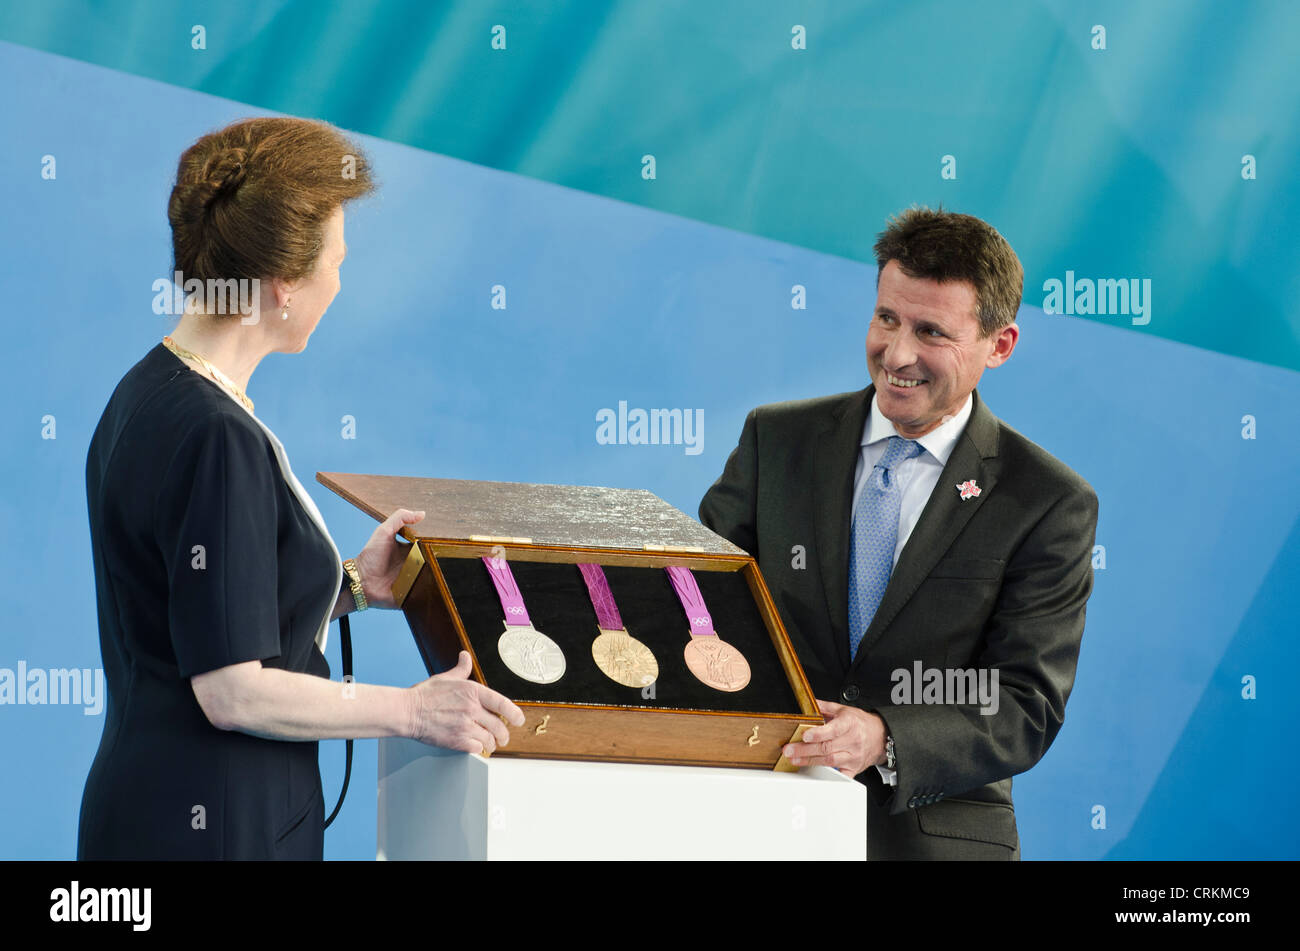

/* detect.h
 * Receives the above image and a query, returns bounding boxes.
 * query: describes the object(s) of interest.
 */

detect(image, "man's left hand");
[783,700,888,777]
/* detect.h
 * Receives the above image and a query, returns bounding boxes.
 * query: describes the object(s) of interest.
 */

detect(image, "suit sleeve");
[875,481,1099,814]
[698,408,760,556]
[154,412,282,678]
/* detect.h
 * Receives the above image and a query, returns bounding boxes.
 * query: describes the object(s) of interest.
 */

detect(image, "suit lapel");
[849,388,1002,670]
[811,387,872,675]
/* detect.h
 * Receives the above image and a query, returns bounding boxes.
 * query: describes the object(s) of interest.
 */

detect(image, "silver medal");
[498,621,566,684]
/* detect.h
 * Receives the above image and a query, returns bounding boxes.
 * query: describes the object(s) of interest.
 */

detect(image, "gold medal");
[578,564,658,688]
[592,627,659,689]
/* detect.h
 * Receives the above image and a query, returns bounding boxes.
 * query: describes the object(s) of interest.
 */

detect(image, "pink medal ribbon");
[666,565,717,637]
[483,555,533,627]
[578,563,625,631]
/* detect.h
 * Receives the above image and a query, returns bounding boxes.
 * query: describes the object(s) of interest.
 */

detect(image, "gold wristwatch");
[342,559,368,612]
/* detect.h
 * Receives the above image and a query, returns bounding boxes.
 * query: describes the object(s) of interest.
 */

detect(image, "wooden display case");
[318,472,822,770]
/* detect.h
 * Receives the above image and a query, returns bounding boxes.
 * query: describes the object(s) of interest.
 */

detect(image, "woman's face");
[279,206,346,351]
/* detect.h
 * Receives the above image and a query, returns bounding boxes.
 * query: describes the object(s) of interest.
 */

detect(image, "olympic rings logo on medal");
[692,616,710,626]
[506,605,525,615]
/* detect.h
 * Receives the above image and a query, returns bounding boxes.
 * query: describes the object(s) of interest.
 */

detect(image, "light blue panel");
[3,0,1298,371]
[1,41,1296,860]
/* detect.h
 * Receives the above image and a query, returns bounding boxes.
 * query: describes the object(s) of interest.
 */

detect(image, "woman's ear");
[267,276,295,310]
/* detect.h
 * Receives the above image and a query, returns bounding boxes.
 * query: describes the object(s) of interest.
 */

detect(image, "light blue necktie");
[848,436,924,659]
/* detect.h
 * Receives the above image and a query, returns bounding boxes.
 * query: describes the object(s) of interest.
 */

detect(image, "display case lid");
[316,472,747,555]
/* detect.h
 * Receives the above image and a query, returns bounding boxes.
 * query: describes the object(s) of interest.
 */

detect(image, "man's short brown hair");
[872,206,1023,337]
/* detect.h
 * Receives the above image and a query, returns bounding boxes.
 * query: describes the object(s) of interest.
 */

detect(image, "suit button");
[841,685,860,702]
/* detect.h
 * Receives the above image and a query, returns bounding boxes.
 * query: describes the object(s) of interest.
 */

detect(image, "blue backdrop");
[1,1,1298,860]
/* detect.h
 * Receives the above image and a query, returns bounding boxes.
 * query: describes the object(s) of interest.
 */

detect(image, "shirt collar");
[863,390,973,467]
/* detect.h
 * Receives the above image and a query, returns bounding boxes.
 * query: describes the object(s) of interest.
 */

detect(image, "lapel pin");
[956,479,982,501]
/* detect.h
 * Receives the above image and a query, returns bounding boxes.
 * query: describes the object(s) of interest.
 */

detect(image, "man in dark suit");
[699,207,1098,860]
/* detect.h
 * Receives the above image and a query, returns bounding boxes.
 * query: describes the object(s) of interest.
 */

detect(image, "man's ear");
[986,322,1019,369]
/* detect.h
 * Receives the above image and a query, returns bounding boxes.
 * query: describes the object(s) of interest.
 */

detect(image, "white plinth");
[377,738,866,860]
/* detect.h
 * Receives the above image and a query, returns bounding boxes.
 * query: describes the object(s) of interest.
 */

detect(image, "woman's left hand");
[352,508,426,610]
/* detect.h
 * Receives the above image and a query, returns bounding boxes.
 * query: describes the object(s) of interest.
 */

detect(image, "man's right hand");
[408,651,525,754]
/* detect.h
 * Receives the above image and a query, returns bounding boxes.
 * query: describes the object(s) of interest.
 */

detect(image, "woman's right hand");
[409,651,525,754]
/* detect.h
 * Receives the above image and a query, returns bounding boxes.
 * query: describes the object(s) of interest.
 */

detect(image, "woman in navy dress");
[78,117,523,860]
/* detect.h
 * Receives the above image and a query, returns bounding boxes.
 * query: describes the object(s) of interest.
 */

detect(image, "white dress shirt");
[851,391,973,785]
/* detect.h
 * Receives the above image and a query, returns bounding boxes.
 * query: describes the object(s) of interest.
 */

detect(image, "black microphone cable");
[323,613,353,830]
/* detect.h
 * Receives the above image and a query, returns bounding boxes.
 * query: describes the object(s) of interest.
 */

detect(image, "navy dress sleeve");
[155,412,283,677]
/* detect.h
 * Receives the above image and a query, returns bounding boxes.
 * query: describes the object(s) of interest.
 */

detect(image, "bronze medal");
[683,633,751,692]
[665,565,752,692]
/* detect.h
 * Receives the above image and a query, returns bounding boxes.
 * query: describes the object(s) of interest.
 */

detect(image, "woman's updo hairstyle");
[168,117,374,302]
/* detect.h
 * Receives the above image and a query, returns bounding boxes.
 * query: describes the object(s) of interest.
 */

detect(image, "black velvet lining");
[437,558,802,714]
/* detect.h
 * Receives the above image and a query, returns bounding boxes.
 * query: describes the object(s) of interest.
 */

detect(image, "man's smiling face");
[866,259,1018,438]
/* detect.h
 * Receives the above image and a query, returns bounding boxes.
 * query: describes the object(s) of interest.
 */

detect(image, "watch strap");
[342,558,368,612]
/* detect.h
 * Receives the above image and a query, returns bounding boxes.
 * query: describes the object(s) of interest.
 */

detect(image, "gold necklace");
[162,335,255,414]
